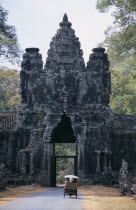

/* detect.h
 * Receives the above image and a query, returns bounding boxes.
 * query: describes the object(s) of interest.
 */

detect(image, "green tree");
[110,57,136,114]
[97,0,136,27]
[96,0,136,114]
[0,66,21,109]
[55,143,76,183]
[0,4,21,63]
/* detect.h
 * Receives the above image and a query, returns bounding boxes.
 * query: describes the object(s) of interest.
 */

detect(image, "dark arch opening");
[50,112,76,143]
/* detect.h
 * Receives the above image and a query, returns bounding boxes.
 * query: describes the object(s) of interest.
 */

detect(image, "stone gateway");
[0,14,136,186]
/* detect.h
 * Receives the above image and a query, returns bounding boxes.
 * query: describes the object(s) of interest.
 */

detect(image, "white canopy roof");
[64,175,79,179]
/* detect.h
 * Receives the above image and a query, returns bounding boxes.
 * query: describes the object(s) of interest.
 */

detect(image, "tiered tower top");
[45,13,84,71]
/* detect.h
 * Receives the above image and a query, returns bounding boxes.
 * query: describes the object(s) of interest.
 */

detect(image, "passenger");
[72,178,78,187]
[64,178,69,188]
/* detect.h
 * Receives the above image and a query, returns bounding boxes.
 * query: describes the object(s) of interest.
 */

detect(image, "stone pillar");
[78,142,84,170]
[107,151,112,174]
[42,119,55,185]
[72,119,84,179]
[42,141,50,171]
[77,121,86,178]
[96,151,101,175]
[103,151,108,175]
[7,134,14,169]
[20,152,26,174]
[30,153,34,175]
[78,140,85,178]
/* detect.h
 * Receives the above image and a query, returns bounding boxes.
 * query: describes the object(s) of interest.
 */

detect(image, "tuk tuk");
[64,175,79,198]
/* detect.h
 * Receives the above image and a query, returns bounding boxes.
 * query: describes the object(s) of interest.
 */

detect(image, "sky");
[1,0,114,70]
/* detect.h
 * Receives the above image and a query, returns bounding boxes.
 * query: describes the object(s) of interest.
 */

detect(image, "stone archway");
[49,113,78,186]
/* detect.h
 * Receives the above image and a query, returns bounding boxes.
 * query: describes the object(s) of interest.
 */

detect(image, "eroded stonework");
[0,14,136,186]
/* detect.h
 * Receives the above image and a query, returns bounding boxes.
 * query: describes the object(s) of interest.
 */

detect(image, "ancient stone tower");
[0,14,136,186]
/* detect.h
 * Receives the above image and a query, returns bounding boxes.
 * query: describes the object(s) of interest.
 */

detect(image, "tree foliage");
[97,0,136,27]
[96,0,136,114]
[0,4,21,64]
[0,66,21,109]
[110,57,136,114]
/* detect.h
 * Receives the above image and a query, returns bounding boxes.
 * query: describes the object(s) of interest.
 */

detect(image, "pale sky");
[1,0,114,70]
